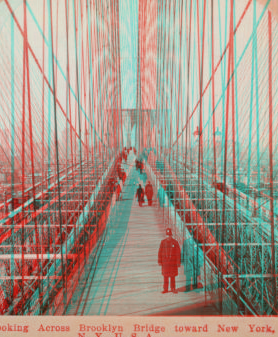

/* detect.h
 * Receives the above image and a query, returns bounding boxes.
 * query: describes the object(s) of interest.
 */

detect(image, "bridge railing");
[145,156,237,314]
[0,157,115,314]
[156,154,278,315]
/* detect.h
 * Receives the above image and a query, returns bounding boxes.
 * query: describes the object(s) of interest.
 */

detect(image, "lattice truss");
[147,150,277,315]
[141,0,278,316]
[1,0,278,317]
[0,156,122,315]
[0,0,123,315]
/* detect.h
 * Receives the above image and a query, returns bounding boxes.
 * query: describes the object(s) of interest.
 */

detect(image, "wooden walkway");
[66,166,219,316]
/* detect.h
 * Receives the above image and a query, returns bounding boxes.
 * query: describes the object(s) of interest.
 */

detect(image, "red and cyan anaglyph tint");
[0,0,277,316]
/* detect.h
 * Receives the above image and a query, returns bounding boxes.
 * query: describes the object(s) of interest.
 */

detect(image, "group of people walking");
[135,159,144,174]
[135,182,181,293]
[135,181,153,207]
[133,157,181,294]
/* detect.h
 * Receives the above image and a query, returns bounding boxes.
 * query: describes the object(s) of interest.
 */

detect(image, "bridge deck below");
[66,167,219,316]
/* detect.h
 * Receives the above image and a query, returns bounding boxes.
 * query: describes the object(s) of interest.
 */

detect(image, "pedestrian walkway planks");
[66,167,219,316]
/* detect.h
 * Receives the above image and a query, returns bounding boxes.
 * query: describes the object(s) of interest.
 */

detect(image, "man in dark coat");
[158,228,181,293]
[139,160,144,174]
[145,181,153,206]
[116,179,122,201]
[135,184,144,207]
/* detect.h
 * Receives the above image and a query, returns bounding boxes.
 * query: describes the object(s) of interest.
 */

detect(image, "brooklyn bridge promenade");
[66,166,218,316]
[0,0,277,316]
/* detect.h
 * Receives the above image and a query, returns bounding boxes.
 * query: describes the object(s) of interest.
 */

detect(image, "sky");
[0,0,277,157]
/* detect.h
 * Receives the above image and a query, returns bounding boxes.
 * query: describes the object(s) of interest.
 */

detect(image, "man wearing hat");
[158,228,181,293]
[116,179,122,201]
[145,181,153,206]
[135,184,144,207]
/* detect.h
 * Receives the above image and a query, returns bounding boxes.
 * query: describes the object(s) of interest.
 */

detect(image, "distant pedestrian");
[145,181,153,206]
[135,184,144,207]
[121,171,127,184]
[139,160,144,174]
[116,180,122,201]
[158,228,181,294]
